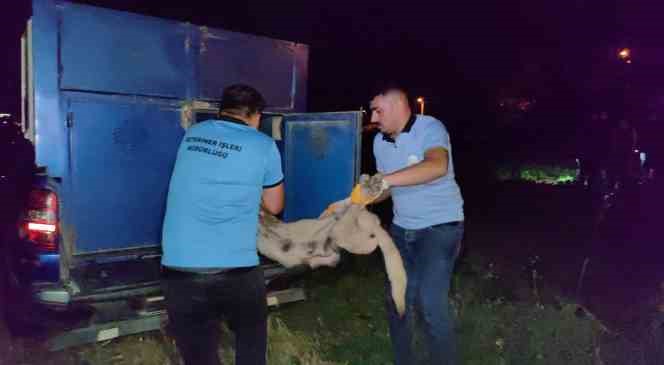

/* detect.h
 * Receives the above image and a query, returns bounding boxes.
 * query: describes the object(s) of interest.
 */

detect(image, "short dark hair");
[372,81,411,98]
[371,81,415,110]
[219,84,266,117]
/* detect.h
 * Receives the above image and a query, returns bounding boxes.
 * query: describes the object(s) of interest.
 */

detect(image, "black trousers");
[161,266,267,365]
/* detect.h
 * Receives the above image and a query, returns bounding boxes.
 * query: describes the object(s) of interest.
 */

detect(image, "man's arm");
[262,182,284,215]
[370,187,391,204]
[383,147,449,187]
[262,140,284,215]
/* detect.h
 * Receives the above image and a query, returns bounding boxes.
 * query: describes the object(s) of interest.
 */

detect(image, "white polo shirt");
[373,114,464,229]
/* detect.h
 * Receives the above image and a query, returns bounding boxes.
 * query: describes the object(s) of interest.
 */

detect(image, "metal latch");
[66,112,74,128]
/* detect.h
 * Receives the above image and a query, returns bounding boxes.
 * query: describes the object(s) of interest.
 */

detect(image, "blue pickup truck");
[5,0,362,350]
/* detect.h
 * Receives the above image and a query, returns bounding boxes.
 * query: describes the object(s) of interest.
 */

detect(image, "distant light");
[0,113,11,118]
[618,48,631,59]
[416,97,425,115]
[626,59,632,64]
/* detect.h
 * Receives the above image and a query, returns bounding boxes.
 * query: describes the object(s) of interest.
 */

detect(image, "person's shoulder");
[247,129,275,146]
[415,115,447,133]
[236,129,278,155]
[373,131,387,148]
[186,120,214,133]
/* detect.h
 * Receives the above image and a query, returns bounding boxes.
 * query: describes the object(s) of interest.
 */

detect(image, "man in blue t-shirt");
[161,84,284,365]
[325,84,464,365]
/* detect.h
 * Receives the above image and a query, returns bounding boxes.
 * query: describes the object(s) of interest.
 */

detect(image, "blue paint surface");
[22,0,358,286]
[282,112,362,221]
[59,2,191,98]
[66,94,184,253]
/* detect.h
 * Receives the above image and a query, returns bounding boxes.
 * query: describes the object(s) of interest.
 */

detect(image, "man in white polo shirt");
[328,85,464,364]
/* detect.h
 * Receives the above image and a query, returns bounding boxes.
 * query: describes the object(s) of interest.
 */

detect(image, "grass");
[273,259,393,365]
[71,316,339,365]
[8,253,603,365]
[273,253,602,365]
[453,256,601,365]
[497,163,578,185]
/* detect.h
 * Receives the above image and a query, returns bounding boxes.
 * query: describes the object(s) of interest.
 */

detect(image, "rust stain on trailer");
[59,223,77,283]
[199,26,230,54]
[180,102,194,130]
[179,100,218,130]
[309,124,329,159]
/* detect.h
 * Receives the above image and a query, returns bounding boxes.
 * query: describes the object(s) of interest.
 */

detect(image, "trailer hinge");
[66,112,74,128]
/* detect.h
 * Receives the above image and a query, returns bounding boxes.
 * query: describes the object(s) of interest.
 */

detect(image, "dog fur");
[257,204,407,316]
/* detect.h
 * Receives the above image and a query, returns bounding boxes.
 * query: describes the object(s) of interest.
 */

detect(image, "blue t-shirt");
[373,114,464,229]
[161,118,283,269]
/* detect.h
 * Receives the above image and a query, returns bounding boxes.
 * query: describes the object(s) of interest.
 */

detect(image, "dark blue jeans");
[385,222,464,365]
[161,266,267,365]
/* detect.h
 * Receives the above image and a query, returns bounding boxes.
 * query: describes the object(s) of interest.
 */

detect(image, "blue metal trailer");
[5,0,362,350]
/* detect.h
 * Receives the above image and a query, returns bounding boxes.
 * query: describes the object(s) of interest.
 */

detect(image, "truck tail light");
[18,189,59,252]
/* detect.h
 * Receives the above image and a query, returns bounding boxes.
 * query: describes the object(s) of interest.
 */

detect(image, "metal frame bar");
[48,287,306,351]
[26,19,35,141]
[21,30,26,130]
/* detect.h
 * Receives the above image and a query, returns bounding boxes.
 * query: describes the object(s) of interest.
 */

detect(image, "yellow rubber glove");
[320,174,389,218]
[350,183,379,205]
[350,173,389,205]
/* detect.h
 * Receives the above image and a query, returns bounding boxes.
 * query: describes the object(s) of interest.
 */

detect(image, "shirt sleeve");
[263,141,284,188]
[373,134,385,173]
[421,119,451,153]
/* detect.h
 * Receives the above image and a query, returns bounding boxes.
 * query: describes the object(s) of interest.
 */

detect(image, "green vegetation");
[497,163,578,185]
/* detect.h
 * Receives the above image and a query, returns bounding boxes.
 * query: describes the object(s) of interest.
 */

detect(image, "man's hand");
[319,174,390,218]
[350,174,390,205]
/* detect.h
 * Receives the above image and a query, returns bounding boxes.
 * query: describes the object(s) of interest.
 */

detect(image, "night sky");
[2,1,662,137]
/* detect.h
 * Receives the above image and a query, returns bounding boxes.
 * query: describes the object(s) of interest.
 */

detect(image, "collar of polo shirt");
[219,114,250,126]
[382,113,417,143]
